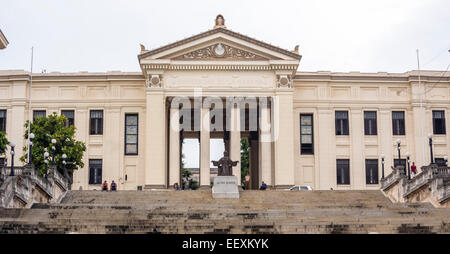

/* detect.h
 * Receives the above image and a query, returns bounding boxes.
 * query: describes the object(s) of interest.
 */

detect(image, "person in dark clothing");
[259,181,267,190]
[110,180,117,191]
[102,180,108,191]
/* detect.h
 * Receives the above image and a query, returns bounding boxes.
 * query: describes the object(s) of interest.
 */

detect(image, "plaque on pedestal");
[212,176,239,198]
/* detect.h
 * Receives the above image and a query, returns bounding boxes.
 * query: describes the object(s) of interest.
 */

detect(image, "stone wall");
[0,165,69,208]
[381,164,450,208]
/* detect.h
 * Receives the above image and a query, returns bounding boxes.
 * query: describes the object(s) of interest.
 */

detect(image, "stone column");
[144,87,166,189]
[73,108,88,189]
[350,108,364,189]
[169,107,180,186]
[259,103,272,187]
[412,104,427,167]
[317,107,334,190]
[273,91,295,188]
[103,107,121,186]
[230,105,241,186]
[380,109,393,175]
[200,106,210,188]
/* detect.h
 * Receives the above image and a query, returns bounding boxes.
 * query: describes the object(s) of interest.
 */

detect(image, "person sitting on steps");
[259,181,267,190]
[110,180,117,191]
[102,180,108,191]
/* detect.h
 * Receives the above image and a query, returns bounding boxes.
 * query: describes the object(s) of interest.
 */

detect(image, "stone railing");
[2,166,24,177]
[0,164,69,208]
[381,163,450,208]
[402,165,435,198]
[437,184,450,203]
[380,166,406,191]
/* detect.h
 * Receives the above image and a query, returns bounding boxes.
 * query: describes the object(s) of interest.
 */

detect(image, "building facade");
[0,16,449,191]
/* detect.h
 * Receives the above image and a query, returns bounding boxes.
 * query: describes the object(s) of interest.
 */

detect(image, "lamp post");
[62,153,68,179]
[444,156,448,167]
[28,133,34,165]
[428,133,434,165]
[9,142,15,176]
[396,138,401,163]
[381,154,385,179]
[51,138,56,165]
[44,150,49,178]
[406,152,411,180]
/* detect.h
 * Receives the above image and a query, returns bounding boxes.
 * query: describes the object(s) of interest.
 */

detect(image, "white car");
[289,185,313,191]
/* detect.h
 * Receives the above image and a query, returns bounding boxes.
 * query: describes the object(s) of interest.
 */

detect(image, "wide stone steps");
[1,190,449,233]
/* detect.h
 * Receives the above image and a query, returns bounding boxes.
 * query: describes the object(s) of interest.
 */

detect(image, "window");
[335,111,349,135]
[364,111,377,135]
[300,114,313,154]
[365,159,379,184]
[89,159,102,185]
[0,158,5,167]
[61,110,75,127]
[394,159,407,174]
[33,110,46,121]
[435,158,446,166]
[393,159,406,167]
[125,114,138,155]
[432,110,446,135]
[0,110,6,132]
[336,159,350,185]
[392,111,405,135]
[90,110,103,135]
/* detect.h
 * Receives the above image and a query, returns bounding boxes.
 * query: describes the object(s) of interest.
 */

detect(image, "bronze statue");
[212,151,238,176]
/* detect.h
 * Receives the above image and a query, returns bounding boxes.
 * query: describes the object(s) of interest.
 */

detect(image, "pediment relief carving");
[172,43,268,61]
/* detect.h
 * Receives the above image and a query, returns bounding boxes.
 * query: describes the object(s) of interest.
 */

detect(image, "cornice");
[138,28,302,61]
[141,63,298,71]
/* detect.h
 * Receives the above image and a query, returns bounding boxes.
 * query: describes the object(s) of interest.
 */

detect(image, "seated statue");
[212,151,238,176]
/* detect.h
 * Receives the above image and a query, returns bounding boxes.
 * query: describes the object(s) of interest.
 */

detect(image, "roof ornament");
[140,44,148,53]
[292,45,299,54]
[214,14,226,29]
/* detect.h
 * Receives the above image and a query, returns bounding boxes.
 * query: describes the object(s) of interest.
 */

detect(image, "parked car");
[289,185,313,191]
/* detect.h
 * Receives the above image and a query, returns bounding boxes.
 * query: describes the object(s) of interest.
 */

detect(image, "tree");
[240,138,250,187]
[20,113,86,176]
[180,148,199,190]
[0,131,9,156]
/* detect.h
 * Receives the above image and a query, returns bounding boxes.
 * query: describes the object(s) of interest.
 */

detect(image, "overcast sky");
[1,0,449,168]
[1,0,449,73]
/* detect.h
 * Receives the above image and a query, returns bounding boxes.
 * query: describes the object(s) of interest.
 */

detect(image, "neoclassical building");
[0,15,449,191]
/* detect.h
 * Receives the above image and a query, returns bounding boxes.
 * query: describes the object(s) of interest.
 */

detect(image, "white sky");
[0,0,449,73]
[1,0,449,168]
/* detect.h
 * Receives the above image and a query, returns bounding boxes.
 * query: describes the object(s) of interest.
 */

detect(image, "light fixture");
[396,139,401,145]
[381,154,385,160]
[428,133,433,139]
[9,142,15,148]
[29,133,35,139]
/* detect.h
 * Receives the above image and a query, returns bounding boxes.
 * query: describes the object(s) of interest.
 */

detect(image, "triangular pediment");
[171,42,269,61]
[138,28,301,62]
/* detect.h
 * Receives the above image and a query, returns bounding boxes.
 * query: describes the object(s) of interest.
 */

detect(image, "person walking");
[411,162,417,177]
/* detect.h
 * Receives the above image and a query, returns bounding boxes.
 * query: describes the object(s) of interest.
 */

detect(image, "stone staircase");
[1,190,450,234]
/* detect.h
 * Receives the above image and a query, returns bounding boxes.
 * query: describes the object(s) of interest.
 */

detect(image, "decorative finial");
[140,44,147,53]
[293,45,299,54]
[214,14,226,29]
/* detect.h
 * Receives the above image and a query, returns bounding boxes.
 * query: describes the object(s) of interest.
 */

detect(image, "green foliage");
[180,142,199,190]
[240,138,250,186]
[20,113,86,175]
[0,131,9,156]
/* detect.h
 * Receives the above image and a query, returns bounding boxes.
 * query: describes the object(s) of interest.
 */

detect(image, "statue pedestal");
[212,176,239,198]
